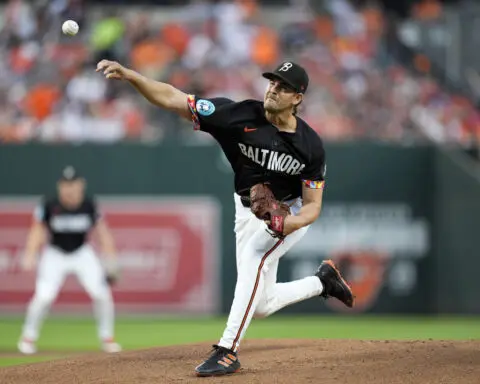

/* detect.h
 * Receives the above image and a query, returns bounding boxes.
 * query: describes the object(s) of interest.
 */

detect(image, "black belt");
[240,195,294,208]
[240,196,251,208]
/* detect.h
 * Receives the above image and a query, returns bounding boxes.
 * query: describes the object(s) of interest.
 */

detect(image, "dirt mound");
[1,339,480,384]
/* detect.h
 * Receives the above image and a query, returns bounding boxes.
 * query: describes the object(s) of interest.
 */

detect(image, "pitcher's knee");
[253,306,272,319]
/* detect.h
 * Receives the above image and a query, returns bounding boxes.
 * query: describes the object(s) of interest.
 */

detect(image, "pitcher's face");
[263,79,302,114]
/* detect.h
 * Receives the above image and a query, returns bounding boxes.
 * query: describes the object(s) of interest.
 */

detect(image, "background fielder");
[18,166,121,355]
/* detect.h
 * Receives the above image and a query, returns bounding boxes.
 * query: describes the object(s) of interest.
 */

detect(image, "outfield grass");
[0,356,65,367]
[1,315,480,367]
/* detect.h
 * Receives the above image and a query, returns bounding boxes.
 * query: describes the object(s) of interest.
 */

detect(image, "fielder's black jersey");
[34,196,99,253]
[187,95,326,200]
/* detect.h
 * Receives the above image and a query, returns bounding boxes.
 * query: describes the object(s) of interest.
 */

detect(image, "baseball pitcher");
[96,59,354,376]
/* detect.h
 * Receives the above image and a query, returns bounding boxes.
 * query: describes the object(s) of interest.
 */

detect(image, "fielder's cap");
[262,61,309,93]
[59,165,81,181]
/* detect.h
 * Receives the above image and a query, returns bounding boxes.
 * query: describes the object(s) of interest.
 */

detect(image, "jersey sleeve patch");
[187,94,201,131]
[302,180,325,189]
[195,99,215,116]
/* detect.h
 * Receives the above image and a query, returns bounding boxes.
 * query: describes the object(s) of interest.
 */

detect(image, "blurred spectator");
[90,10,125,62]
[66,62,106,103]
[3,0,38,43]
[412,0,442,21]
[22,82,61,121]
[0,0,477,146]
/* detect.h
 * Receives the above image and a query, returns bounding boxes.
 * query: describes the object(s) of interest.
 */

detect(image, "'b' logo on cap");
[279,62,293,72]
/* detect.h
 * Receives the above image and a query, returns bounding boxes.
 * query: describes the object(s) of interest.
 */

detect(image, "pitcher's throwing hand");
[96,60,130,80]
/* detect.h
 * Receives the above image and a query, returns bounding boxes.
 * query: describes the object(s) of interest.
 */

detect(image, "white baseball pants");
[218,194,324,352]
[21,244,115,341]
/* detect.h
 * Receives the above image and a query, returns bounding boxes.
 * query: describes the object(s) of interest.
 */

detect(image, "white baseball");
[62,20,79,36]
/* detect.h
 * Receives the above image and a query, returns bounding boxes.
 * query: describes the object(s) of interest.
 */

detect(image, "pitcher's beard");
[264,102,289,115]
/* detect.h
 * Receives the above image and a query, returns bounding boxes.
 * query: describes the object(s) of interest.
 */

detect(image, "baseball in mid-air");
[62,20,79,36]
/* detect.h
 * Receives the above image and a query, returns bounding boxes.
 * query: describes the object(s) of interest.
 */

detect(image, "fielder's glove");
[250,183,291,238]
[103,258,120,286]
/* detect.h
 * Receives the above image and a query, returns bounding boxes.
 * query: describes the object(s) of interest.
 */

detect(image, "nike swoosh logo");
[244,127,257,132]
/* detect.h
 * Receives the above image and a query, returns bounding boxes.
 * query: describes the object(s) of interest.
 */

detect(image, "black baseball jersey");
[34,196,99,253]
[187,95,326,200]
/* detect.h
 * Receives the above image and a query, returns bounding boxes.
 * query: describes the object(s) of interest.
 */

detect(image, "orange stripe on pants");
[231,239,283,351]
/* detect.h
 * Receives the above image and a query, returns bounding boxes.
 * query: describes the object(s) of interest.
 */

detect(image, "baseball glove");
[250,183,290,238]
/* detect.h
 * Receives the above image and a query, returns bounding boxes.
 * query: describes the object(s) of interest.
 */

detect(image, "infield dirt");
[1,339,479,383]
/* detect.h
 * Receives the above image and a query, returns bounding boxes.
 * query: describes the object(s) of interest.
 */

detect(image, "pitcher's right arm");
[96,60,191,120]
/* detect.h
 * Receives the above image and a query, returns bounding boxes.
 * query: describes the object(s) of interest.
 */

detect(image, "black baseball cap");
[262,61,309,93]
[59,165,82,181]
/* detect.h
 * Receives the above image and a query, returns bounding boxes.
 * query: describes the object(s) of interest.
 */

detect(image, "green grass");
[1,315,480,367]
[0,356,64,367]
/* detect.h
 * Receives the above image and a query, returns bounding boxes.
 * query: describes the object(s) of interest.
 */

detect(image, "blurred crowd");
[0,0,478,145]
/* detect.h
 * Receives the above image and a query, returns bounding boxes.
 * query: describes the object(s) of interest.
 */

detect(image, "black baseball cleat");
[316,259,355,308]
[195,345,241,377]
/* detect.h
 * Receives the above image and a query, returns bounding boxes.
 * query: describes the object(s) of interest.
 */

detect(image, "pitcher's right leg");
[195,235,282,377]
[215,222,308,354]
[218,236,283,353]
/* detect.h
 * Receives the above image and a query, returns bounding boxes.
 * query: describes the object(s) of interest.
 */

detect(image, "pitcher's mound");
[1,339,480,384]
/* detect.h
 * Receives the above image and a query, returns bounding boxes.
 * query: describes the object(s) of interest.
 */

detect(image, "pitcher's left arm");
[283,137,326,235]
[283,185,323,235]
